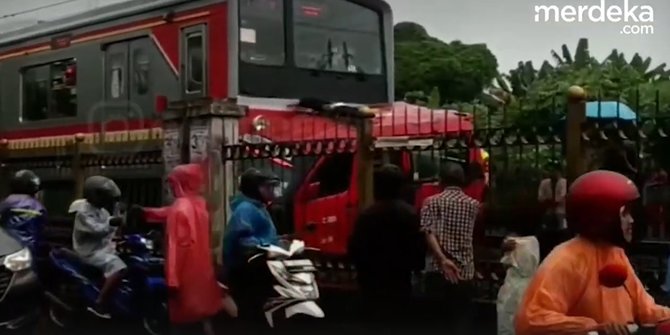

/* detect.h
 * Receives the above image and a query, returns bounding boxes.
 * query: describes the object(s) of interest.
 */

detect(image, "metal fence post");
[356,108,376,210]
[566,85,587,184]
[72,133,86,199]
[220,102,244,266]
[0,139,9,197]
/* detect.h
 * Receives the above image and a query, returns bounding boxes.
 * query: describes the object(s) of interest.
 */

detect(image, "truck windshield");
[413,150,470,181]
[292,0,383,74]
[239,156,317,197]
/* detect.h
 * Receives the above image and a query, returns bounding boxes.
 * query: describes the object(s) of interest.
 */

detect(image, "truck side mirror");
[304,182,321,200]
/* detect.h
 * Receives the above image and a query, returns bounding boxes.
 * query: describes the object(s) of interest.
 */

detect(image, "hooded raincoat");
[0,194,46,257]
[497,236,540,335]
[516,171,670,334]
[164,164,223,324]
[222,194,278,270]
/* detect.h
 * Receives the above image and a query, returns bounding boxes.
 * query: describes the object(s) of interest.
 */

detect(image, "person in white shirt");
[537,164,567,230]
[536,163,568,258]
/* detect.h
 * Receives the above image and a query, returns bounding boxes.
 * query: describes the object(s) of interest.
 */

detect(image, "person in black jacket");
[348,164,425,325]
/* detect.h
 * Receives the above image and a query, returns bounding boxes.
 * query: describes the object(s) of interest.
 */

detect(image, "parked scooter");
[245,239,324,327]
[46,228,167,335]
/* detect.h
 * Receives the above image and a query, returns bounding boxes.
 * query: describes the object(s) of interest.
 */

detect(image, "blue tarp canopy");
[585,101,637,120]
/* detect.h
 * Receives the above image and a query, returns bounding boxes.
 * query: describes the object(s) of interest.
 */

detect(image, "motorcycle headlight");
[141,238,154,250]
[3,248,31,272]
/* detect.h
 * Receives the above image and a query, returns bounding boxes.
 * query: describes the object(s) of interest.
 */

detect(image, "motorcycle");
[243,239,324,327]
[46,231,167,335]
[588,324,664,335]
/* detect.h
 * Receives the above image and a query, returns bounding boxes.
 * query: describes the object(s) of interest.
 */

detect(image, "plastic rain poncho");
[164,164,223,324]
[497,236,540,335]
[515,237,670,335]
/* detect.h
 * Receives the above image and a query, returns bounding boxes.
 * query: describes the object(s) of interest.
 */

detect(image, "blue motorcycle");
[46,231,166,335]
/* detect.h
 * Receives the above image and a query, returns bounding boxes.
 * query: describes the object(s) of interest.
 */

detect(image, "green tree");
[550,38,592,69]
[427,87,441,108]
[494,38,670,127]
[394,22,499,103]
[403,90,427,105]
[605,50,670,81]
[394,22,429,42]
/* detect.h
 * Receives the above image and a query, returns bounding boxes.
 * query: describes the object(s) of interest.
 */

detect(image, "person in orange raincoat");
[140,164,229,334]
[514,170,670,335]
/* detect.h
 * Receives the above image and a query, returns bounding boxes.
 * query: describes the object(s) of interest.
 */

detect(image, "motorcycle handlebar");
[587,324,644,335]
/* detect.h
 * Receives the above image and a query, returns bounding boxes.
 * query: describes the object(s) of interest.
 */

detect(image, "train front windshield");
[239,0,388,103]
[292,0,383,75]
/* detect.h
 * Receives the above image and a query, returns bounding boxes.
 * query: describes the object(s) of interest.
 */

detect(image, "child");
[70,175,126,319]
[497,235,540,335]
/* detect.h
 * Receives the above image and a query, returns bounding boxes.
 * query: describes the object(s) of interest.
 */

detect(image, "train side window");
[110,66,123,98]
[310,153,353,197]
[21,58,77,122]
[182,25,206,94]
[133,48,149,95]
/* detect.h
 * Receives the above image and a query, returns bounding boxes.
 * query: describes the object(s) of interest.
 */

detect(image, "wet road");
[1,296,497,335]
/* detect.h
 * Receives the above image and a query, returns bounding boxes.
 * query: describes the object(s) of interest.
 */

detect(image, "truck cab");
[237,101,486,255]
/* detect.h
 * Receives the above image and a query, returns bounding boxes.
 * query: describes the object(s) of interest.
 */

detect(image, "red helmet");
[566,170,639,241]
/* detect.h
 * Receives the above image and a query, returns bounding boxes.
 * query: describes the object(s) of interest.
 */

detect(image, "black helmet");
[374,164,405,200]
[239,168,279,201]
[10,170,41,195]
[83,176,121,211]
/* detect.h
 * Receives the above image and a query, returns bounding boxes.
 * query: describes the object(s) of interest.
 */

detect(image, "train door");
[103,42,130,129]
[104,38,158,128]
[128,38,155,121]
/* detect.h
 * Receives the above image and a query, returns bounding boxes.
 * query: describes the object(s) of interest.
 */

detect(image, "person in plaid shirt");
[421,162,480,334]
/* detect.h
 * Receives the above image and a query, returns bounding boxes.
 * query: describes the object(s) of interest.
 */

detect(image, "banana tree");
[551,38,591,69]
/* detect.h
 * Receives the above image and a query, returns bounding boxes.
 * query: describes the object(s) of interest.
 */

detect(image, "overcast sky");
[1,0,668,71]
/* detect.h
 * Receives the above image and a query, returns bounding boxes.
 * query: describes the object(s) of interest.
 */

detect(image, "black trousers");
[226,261,274,324]
[423,273,475,335]
[168,320,213,335]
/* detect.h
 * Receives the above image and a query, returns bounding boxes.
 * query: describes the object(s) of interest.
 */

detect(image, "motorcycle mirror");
[305,223,317,234]
[289,240,304,255]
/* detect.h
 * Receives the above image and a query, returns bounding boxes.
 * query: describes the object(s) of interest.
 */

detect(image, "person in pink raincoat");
[139,164,234,334]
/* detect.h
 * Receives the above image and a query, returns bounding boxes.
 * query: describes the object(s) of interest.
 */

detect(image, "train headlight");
[252,116,269,132]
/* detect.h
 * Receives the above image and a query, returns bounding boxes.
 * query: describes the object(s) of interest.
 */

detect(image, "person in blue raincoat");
[222,168,280,320]
[0,170,47,261]
[223,168,280,268]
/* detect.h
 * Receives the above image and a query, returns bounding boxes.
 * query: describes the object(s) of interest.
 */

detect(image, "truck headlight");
[4,248,31,272]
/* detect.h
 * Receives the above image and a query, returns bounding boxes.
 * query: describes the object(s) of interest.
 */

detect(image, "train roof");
[0,0,197,48]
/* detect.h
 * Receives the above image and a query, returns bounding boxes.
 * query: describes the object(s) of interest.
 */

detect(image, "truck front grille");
[0,267,14,297]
